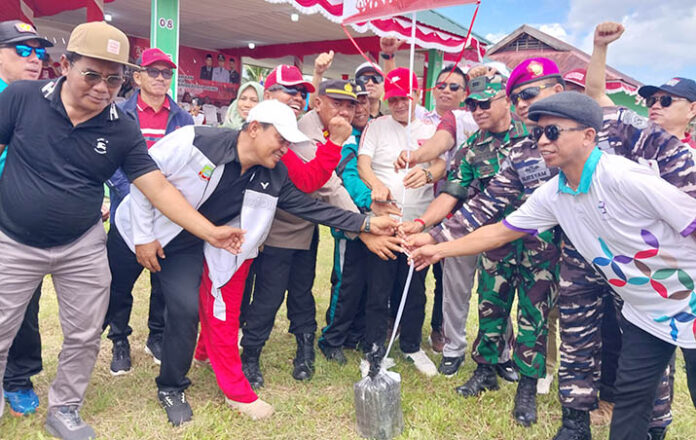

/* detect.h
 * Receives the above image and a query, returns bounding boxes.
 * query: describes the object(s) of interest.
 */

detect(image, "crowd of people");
[0,16,693,440]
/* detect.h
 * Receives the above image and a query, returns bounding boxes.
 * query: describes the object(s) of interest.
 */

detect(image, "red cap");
[264,65,315,92]
[563,68,586,88]
[383,67,418,101]
[140,48,176,69]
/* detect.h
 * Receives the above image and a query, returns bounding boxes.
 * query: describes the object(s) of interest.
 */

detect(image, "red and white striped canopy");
[264,0,485,55]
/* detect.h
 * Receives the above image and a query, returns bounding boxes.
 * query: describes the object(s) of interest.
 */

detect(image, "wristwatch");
[424,168,433,184]
[363,215,371,232]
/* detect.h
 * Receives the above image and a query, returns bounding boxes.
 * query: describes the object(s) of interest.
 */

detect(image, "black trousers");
[366,252,428,354]
[609,319,696,440]
[321,237,368,349]
[103,227,203,392]
[599,294,621,402]
[242,229,319,349]
[103,226,165,343]
[3,284,43,391]
[430,261,443,331]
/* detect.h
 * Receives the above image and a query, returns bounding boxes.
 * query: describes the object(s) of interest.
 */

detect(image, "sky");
[437,0,696,85]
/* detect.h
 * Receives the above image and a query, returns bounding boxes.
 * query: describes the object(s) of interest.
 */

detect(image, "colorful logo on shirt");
[653,292,696,342]
[94,138,108,155]
[198,165,213,181]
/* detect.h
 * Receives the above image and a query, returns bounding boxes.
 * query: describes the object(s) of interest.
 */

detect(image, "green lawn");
[1,226,693,439]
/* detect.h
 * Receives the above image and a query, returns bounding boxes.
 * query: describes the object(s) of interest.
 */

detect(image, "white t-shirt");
[504,151,696,348]
[359,115,438,221]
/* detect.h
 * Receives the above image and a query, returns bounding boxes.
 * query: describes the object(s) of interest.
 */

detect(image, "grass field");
[1,226,693,439]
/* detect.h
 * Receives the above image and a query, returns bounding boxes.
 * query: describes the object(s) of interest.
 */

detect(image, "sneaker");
[145,336,163,366]
[589,399,614,426]
[404,349,438,377]
[456,363,499,397]
[495,360,519,382]
[110,339,131,376]
[438,355,465,377]
[428,329,445,353]
[536,373,554,395]
[4,387,39,416]
[226,397,274,420]
[45,405,96,440]
[158,390,193,426]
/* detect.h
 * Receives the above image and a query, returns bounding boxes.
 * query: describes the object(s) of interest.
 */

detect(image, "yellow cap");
[66,21,139,69]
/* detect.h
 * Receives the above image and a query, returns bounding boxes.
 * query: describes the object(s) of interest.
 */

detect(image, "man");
[355,61,386,118]
[103,47,194,376]
[406,56,690,440]
[212,54,231,83]
[199,54,213,80]
[0,21,245,440]
[407,91,696,440]
[241,79,364,387]
[229,56,240,84]
[263,64,310,118]
[357,67,443,376]
[0,19,52,418]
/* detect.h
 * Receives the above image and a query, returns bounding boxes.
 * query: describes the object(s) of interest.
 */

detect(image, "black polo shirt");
[0,78,158,248]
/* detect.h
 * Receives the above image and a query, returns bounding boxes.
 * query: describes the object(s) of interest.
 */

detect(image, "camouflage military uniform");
[432,106,695,426]
[433,113,561,379]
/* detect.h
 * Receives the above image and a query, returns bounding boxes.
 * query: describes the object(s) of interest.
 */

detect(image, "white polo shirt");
[504,148,696,348]
[359,115,438,221]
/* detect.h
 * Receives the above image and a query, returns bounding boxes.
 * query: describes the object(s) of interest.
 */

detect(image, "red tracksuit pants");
[195,259,257,403]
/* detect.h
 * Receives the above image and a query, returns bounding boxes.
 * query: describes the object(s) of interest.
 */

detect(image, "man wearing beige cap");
[0,21,244,440]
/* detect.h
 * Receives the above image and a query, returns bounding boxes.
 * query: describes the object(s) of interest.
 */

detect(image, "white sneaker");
[404,349,438,377]
[359,357,396,378]
[536,373,554,394]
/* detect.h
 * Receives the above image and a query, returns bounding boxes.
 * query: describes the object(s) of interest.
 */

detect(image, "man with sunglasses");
[103,47,194,376]
[0,19,52,419]
[408,91,696,440]
[406,56,692,439]
[263,64,312,117]
[355,61,386,118]
[0,21,246,439]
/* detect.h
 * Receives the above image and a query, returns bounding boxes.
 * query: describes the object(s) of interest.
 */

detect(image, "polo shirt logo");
[198,165,213,181]
[260,182,269,189]
[94,138,108,155]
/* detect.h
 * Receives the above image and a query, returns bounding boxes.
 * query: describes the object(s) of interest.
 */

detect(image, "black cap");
[353,80,368,96]
[0,20,52,47]
[638,77,696,102]
[319,79,358,102]
[528,91,603,132]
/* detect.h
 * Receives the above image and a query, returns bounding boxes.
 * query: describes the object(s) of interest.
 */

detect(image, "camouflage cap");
[466,74,505,101]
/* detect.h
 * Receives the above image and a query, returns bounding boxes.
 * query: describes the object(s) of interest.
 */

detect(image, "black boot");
[292,333,316,381]
[513,375,537,427]
[241,346,264,389]
[496,360,519,382]
[455,363,499,397]
[647,427,667,440]
[552,407,592,440]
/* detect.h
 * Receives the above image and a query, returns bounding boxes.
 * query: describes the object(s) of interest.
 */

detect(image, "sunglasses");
[269,84,308,99]
[357,74,384,85]
[465,95,505,112]
[436,82,462,92]
[80,70,126,89]
[645,95,689,108]
[509,83,556,105]
[531,124,588,142]
[9,44,46,60]
[142,67,173,79]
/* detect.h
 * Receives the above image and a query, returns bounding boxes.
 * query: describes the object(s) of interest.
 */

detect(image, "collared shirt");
[558,147,602,195]
[136,93,170,149]
[0,78,158,247]
[212,67,230,83]
[505,153,696,348]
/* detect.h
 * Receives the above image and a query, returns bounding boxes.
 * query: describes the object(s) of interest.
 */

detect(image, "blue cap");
[638,77,696,102]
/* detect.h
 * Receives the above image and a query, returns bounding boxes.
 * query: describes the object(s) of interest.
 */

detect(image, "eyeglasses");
[509,83,556,105]
[269,84,308,99]
[142,67,173,79]
[357,74,384,85]
[645,95,689,108]
[7,44,47,60]
[465,95,505,112]
[80,70,126,88]
[531,124,588,142]
[435,82,462,92]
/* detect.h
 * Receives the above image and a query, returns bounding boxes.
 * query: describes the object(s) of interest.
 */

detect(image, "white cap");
[246,100,309,144]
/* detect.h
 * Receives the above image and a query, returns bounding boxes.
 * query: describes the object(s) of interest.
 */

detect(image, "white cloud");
[484,32,507,44]
[534,23,569,42]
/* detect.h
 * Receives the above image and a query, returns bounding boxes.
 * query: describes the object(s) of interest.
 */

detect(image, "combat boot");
[647,427,667,440]
[241,346,264,389]
[552,407,592,440]
[513,375,537,426]
[292,333,315,381]
[455,363,499,397]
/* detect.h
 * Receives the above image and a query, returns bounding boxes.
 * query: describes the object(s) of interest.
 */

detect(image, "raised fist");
[594,22,625,47]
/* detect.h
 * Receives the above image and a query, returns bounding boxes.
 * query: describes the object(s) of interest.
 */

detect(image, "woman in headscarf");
[223,81,264,129]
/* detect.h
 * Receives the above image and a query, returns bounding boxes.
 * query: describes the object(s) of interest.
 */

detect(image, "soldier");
[405,56,693,440]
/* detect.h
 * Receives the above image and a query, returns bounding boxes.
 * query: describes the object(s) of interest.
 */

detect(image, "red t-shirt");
[136,94,170,149]
[437,110,457,139]
[683,132,696,149]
